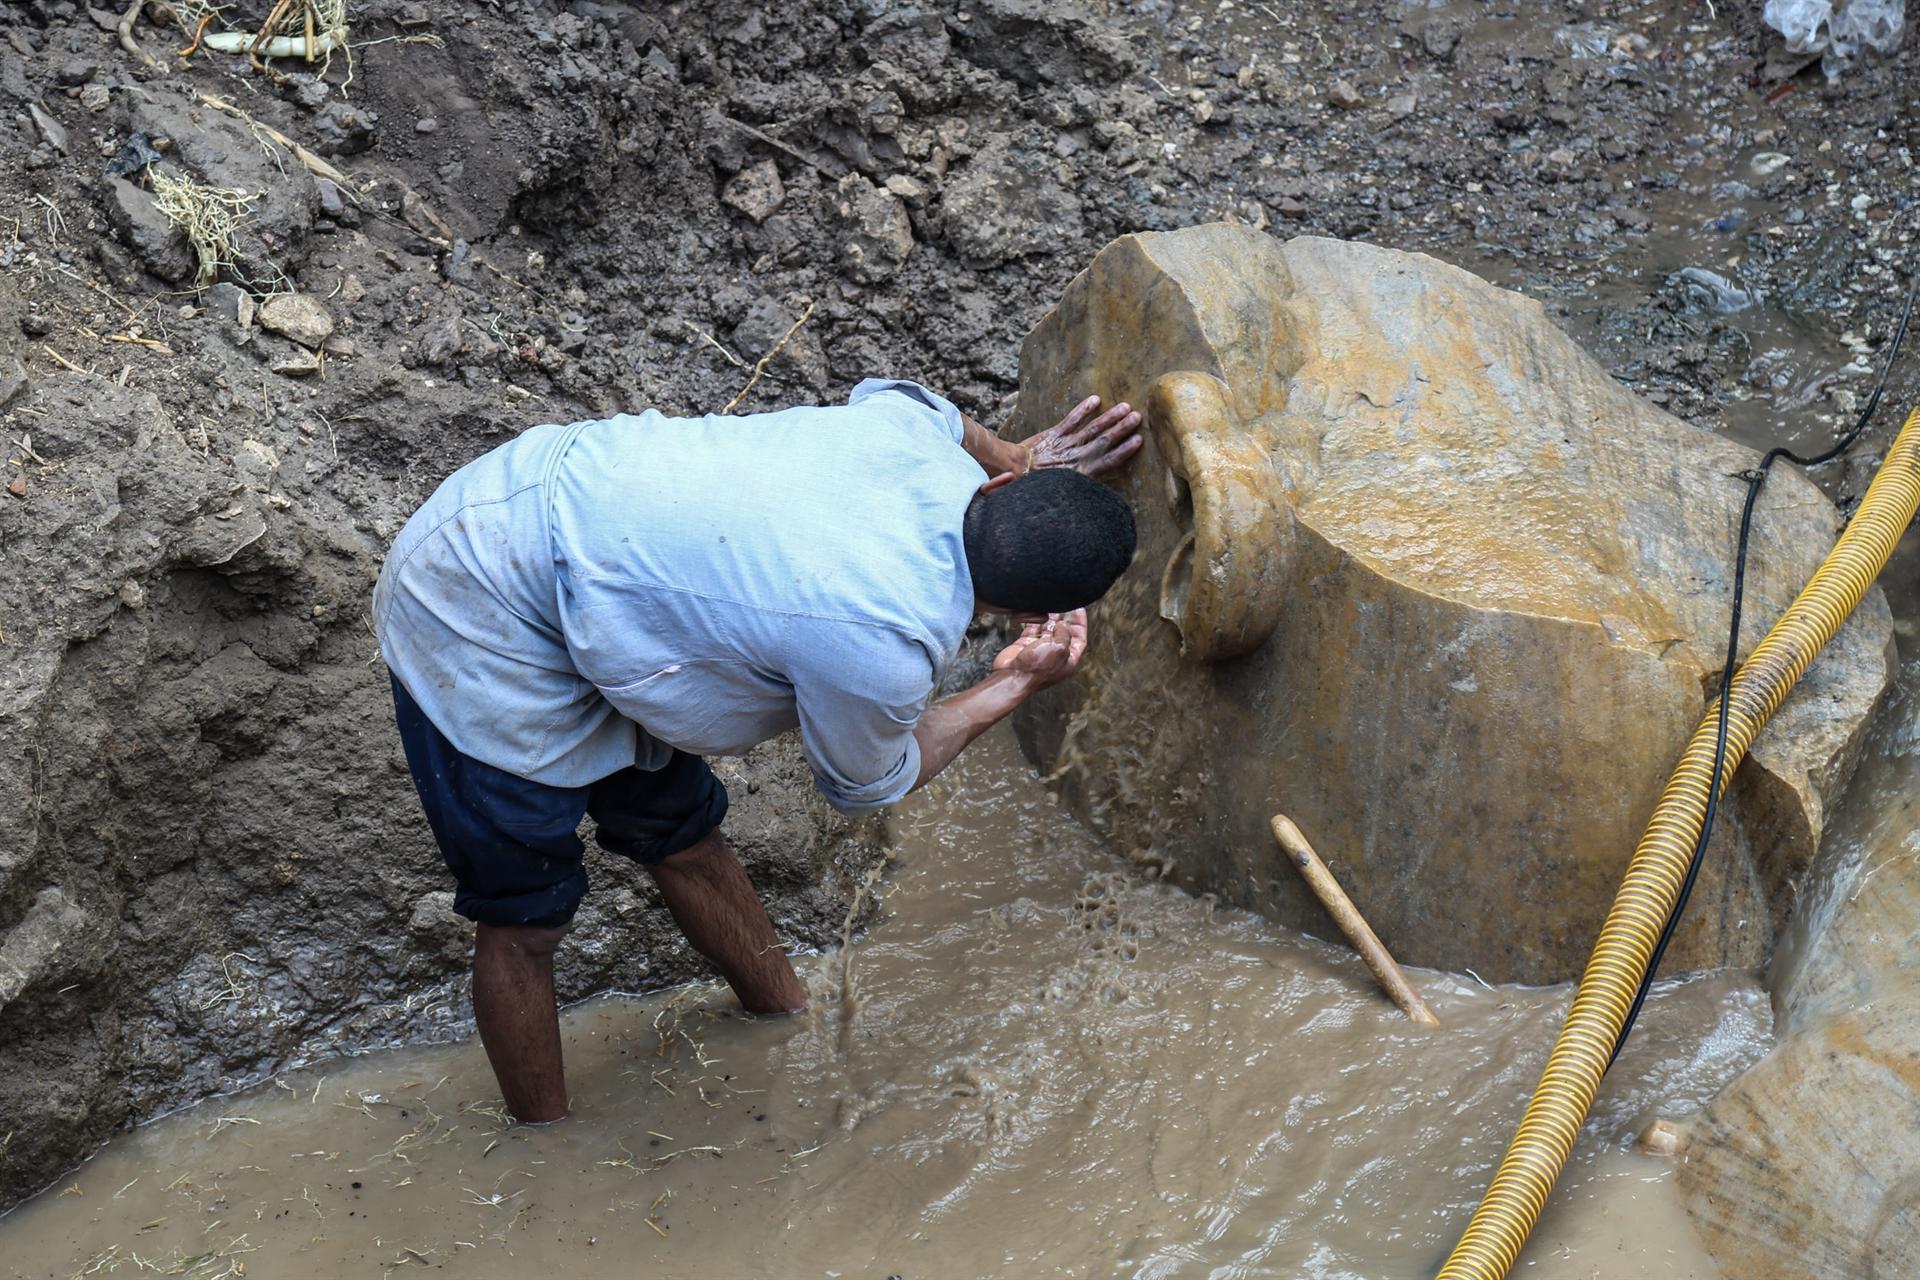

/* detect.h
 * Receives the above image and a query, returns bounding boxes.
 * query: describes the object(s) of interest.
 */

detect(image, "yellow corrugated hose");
[1436,403,1920,1280]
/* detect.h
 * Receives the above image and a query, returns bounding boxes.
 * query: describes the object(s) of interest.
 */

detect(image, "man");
[374,379,1142,1123]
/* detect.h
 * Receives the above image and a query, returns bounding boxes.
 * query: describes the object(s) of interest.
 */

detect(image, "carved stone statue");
[1011,224,1893,983]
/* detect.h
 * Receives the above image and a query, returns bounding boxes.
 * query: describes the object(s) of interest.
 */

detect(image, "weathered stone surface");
[1012,225,1893,983]
[1679,676,1920,1277]
[0,889,91,1011]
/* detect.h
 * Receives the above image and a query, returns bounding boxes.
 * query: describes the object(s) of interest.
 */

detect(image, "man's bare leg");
[472,922,571,1123]
[648,831,809,1014]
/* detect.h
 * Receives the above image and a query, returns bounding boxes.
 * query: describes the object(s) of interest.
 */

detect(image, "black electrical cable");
[1606,273,1919,1070]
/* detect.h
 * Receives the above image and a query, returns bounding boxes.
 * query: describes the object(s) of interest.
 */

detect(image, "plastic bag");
[1763,0,1906,75]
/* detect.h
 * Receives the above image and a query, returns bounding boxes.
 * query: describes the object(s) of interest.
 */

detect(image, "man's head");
[964,469,1137,614]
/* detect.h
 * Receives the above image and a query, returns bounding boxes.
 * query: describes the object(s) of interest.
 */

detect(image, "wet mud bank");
[1,0,1916,1227]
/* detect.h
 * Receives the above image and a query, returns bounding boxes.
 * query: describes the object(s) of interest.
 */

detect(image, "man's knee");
[651,827,730,872]
[476,921,571,962]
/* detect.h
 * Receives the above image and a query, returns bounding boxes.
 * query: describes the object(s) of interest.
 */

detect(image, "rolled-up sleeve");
[847,378,966,444]
[793,627,938,814]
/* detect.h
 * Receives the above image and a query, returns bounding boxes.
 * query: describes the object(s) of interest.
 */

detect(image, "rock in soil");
[203,281,255,329]
[831,172,914,284]
[939,135,1084,265]
[101,177,195,284]
[721,158,786,223]
[257,293,336,348]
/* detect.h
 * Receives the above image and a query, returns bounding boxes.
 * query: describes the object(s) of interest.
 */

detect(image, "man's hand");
[910,610,1092,791]
[1025,396,1144,478]
[991,610,1089,690]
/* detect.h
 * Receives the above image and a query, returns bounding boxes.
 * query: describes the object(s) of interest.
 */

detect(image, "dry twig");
[722,300,815,414]
[41,345,90,375]
[195,93,361,195]
[682,321,748,370]
[106,333,176,354]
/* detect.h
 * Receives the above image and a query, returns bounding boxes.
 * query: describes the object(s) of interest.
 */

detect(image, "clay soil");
[1,0,1916,1210]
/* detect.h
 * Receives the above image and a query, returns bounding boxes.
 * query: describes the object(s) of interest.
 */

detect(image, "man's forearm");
[911,669,1037,789]
[960,413,1029,477]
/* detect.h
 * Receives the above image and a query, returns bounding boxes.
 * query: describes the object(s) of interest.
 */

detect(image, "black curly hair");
[962,469,1137,613]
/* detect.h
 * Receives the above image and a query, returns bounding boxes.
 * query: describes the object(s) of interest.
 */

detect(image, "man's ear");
[978,470,1018,496]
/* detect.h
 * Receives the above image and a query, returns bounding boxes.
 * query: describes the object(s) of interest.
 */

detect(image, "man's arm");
[793,613,1089,811]
[959,412,1030,477]
[911,611,1087,788]
[957,397,1145,479]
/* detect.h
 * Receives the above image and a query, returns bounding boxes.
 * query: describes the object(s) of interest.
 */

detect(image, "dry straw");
[148,168,256,287]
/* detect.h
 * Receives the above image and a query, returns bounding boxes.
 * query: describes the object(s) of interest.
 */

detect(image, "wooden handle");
[1271,814,1440,1027]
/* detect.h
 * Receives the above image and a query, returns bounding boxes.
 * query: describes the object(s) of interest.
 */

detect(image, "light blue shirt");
[373,380,986,813]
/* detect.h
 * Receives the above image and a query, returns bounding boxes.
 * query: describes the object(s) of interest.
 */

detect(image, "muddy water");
[1,730,1766,1279]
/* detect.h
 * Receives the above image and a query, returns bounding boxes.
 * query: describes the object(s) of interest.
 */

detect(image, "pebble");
[203,283,254,330]
[28,103,68,153]
[416,117,440,135]
[420,317,464,366]
[79,84,111,113]
[287,76,330,111]
[1328,79,1363,109]
[1386,93,1418,119]
[314,177,346,218]
[721,159,786,224]
[883,173,928,203]
[1637,1118,1684,1157]
[56,59,96,86]
[258,293,336,349]
[6,473,26,499]
[441,238,473,285]
[21,314,53,338]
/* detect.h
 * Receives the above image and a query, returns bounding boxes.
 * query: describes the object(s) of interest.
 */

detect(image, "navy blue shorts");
[391,677,729,929]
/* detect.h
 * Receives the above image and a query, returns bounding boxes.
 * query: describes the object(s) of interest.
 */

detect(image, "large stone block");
[1679,676,1920,1277]
[1011,225,1892,983]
